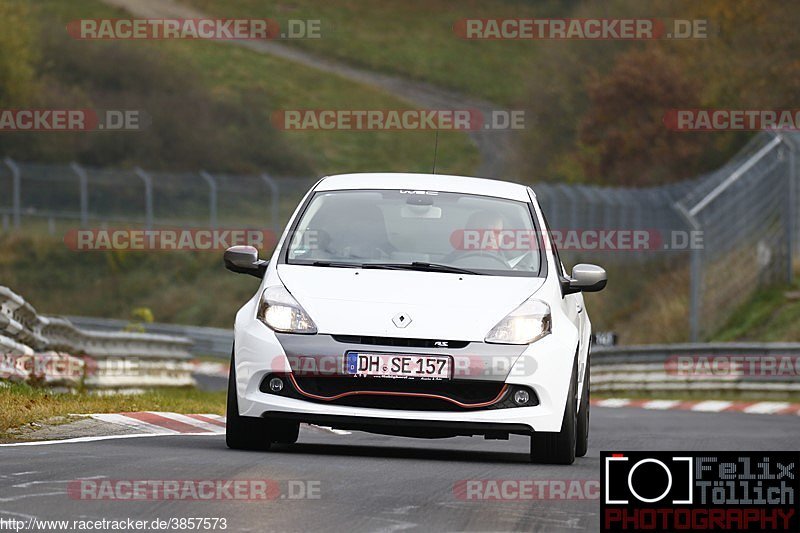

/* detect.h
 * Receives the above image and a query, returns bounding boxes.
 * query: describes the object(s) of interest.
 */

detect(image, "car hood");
[276,264,546,341]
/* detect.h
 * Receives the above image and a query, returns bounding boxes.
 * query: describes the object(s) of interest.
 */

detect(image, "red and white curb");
[591,398,800,416]
[89,412,350,436]
[90,412,226,434]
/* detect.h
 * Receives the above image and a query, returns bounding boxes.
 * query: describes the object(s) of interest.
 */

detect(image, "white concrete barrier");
[591,343,800,395]
[1,286,195,390]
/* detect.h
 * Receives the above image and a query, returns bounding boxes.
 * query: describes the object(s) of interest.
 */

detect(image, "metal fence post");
[134,167,154,229]
[675,203,702,342]
[261,173,280,233]
[4,158,21,229]
[70,162,89,227]
[199,171,218,229]
[688,246,702,342]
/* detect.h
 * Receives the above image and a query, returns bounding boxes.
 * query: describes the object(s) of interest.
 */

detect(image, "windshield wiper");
[310,260,362,268]
[362,262,483,275]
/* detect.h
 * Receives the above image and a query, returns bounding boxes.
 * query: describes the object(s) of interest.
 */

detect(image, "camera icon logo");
[604,454,693,505]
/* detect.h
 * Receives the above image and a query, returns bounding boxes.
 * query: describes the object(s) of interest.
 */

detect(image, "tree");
[577,46,713,186]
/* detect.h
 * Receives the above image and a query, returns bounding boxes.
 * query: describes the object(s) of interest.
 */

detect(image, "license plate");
[345,352,451,379]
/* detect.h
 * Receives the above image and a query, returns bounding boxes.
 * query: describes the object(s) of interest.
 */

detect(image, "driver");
[464,210,505,252]
[450,210,534,270]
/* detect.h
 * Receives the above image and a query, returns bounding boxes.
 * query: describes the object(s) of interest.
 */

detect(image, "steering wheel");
[448,251,510,269]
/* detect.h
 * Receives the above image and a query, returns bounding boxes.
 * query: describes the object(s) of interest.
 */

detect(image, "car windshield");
[285,189,542,276]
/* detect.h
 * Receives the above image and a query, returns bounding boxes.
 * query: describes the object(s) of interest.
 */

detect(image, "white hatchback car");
[224,173,606,464]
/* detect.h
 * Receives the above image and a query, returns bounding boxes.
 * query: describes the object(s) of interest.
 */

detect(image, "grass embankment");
[0,233,258,327]
[582,254,800,345]
[184,0,559,106]
[571,258,691,344]
[0,383,225,440]
[711,281,800,342]
[589,265,800,401]
[187,0,800,189]
[4,0,478,175]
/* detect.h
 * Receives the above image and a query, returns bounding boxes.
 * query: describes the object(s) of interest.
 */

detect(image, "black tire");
[529,357,578,465]
[575,361,590,457]
[273,421,300,445]
[226,348,299,450]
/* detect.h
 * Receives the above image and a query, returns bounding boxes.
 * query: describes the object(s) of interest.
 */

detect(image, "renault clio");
[223,173,606,464]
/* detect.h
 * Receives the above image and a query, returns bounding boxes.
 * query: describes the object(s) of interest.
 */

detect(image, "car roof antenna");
[431,129,440,174]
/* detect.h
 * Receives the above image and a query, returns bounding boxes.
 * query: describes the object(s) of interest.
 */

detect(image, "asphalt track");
[1,407,798,532]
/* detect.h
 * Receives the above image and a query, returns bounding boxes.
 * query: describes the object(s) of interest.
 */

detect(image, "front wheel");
[529,358,578,465]
[226,348,299,450]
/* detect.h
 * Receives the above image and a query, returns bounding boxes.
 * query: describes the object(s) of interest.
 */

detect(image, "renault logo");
[392,312,412,328]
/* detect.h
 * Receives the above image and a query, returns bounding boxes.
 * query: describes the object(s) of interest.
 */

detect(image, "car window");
[285,189,542,276]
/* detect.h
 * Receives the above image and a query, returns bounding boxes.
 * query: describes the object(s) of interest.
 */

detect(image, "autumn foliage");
[519,0,800,186]
[578,47,711,186]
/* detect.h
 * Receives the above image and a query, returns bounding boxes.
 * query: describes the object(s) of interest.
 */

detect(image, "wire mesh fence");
[675,133,796,340]
[0,160,316,234]
[535,132,797,341]
[1,131,798,340]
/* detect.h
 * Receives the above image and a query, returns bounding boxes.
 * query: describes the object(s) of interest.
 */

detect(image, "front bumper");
[233,315,580,434]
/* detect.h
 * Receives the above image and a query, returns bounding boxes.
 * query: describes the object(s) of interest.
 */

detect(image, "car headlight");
[257,285,317,334]
[485,298,551,345]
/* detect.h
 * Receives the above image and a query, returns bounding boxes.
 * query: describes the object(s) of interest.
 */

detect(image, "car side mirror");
[224,245,267,278]
[562,264,607,294]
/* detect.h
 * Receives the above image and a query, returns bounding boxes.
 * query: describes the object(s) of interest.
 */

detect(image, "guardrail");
[591,343,800,396]
[66,316,232,359]
[16,301,800,397]
[1,286,195,390]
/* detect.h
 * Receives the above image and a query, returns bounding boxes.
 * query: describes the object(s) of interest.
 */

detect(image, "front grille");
[312,394,494,411]
[260,374,538,411]
[296,376,502,402]
[332,335,469,349]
